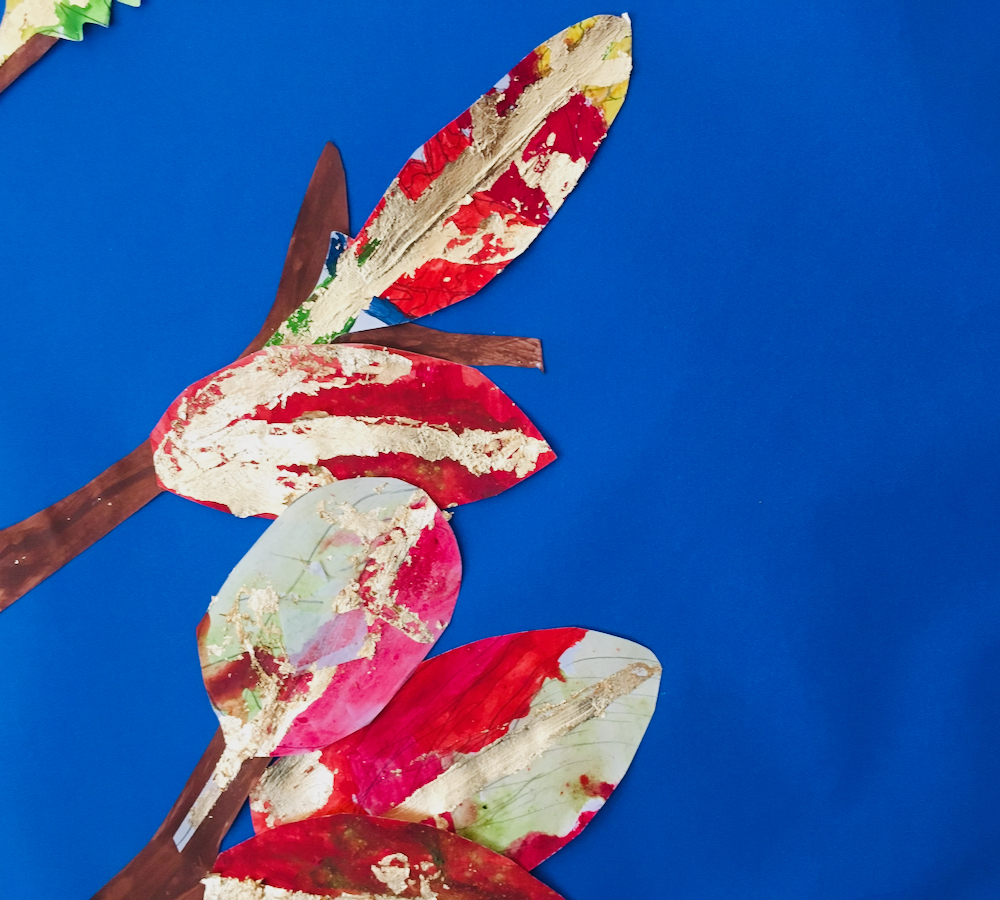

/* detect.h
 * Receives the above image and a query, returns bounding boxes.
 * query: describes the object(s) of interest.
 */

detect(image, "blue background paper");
[2,2,1000,898]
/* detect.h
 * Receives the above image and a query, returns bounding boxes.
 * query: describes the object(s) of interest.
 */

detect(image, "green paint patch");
[314,317,355,344]
[285,306,312,336]
[42,0,113,40]
[242,688,263,721]
[265,331,285,347]
[356,239,380,267]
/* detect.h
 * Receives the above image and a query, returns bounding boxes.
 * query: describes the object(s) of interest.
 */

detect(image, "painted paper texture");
[150,344,555,516]
[0,0,137,65]
[268,14,632,345]
[250,629,660,868]
[209,815,564,900]
[199,478,461,759]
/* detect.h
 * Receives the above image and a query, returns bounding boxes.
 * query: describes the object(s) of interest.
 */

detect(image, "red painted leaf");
[150,344,555,517]
[209,815,564,900]
[197,478,461,757]
[250,629,661,868]
[271,15,634,343]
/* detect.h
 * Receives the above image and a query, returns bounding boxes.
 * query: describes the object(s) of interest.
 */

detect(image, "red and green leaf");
[251,629,660,867]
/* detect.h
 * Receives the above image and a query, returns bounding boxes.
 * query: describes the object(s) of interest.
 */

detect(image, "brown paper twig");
[336,323,544,370]
[0,34,58,96]
[240,143,350,357]
[0,443,161,612]
[90,728,270,900]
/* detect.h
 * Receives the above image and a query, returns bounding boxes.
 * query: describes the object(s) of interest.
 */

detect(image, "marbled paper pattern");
[199,478,461,757]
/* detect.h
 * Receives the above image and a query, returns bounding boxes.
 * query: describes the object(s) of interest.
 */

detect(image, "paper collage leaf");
[150,343,556,516]
[209,815,565,900]
[0,0,137,66]
[268,14,633,345]
[249,629,661,868]
[89,478,461,896]
[198,478,461,758]
[4,13,658,900]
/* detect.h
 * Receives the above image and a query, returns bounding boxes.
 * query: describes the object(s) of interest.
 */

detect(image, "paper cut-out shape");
[250,629,660,868]
[198,478,461,756]
[267,14,633,345]
[333,324,544,370]
[92,478,460,900]
[0,32,54,92]
[242,144,351,358]
[0,0,139,86]
[150,344,555,516]
[0,143,349,612]
[209,815,565,900]
[0,144,546,612]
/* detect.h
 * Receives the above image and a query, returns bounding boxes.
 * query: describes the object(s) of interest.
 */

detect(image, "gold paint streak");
[215,663,338,784]
[202,874,394,900]
[205,579,341,797]
[387,661,661,822]
[249,750,334,830]
[322,497,439,644]
[297,15,633,341]
[156,410,551,519]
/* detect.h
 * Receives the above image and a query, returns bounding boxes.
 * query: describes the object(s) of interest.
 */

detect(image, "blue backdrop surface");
[2,2,1000,898]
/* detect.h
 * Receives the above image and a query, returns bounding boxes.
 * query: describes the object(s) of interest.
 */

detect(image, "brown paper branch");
[90,728,270,900]
[0,145,543,612]
[0,144,348,611]
[335,323,544,370]
[0,34,58,96]
[0,443,161,611]
[240,143,350,357]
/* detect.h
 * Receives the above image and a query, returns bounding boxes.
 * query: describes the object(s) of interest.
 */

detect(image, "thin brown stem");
[0,443,161,612]
[0,34,58,95]
[336,323,544,370]
[91,728,270,900]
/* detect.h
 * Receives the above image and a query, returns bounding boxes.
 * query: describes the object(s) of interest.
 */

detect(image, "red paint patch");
[579,774,615,800]
[200,642,286,722]
[380,258,508,318]
[487,163,552,225]
[507,809,599,870]
[398,111,474,201]
[492,49,546,117]
[523,93,608,165]
[251,629,587,833]
[445,193,537,237]
[218,816,565,900]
